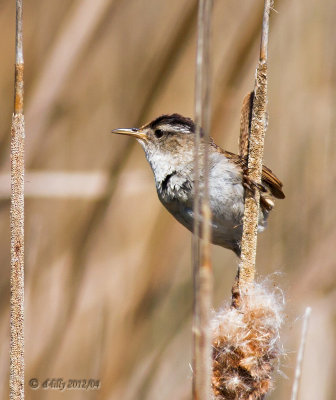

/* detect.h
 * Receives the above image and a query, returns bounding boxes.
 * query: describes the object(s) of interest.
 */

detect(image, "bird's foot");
[243,175,267,195]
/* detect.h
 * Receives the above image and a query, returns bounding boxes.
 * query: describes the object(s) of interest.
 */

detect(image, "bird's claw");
[243,175,267,205]
[243,176,266,192]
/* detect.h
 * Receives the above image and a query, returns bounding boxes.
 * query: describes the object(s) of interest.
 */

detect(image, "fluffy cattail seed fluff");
[211,281,284,400]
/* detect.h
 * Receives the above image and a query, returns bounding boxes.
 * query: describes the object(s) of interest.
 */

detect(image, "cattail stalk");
[238,0,271,289]
[211,4,285,399]
[10,1,25,399]
[192,0,213,399]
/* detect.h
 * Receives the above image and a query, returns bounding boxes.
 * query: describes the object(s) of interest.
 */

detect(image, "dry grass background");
[0,0,336,399]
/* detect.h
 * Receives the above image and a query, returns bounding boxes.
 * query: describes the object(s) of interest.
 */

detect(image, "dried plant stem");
[291,307,312,400]
[238,0,271,290]
[192,0,213,399]
[10,1,25,399]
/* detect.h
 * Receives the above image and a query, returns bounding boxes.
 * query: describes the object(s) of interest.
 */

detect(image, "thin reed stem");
[291,307,312,400]
[10,1,25,399]
[238,0,271,289]
[192,0,213,399]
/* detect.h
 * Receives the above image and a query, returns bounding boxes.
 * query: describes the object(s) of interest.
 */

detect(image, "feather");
[212,145,285,211]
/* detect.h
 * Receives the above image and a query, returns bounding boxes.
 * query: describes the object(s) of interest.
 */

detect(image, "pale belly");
[155,156,267,256]
[159,186,246,255]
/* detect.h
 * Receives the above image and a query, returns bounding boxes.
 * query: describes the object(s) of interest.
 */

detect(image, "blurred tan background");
[1,0,336,399]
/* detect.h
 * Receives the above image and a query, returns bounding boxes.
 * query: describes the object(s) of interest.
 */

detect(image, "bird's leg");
[242,166,267,202]
[243,176,267,193]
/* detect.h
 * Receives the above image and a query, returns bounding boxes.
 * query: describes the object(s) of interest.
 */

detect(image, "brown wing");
[261,164,285,199]
[214,147,285,201]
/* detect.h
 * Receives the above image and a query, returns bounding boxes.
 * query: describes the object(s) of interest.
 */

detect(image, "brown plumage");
[146,113,285,204]
[112,113,285,255]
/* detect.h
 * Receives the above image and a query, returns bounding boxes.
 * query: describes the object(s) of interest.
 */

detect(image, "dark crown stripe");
[148,114,195,132]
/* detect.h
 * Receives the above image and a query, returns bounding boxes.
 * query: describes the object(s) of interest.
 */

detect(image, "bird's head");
[111,114,197,159]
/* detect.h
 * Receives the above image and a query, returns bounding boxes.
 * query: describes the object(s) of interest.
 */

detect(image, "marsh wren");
[111,114,284,256]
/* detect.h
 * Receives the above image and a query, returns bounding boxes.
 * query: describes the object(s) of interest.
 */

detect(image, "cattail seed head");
[211,281,284,400]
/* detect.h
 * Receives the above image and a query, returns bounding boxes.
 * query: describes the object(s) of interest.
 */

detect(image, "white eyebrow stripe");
[157,124,191,133]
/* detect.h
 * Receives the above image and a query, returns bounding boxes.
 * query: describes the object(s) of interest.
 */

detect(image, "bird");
[111,114,285,256]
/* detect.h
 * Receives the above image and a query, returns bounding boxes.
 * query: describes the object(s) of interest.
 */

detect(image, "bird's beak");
[111,128,147,141]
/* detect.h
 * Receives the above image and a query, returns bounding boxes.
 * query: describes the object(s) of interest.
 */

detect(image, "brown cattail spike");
[212,282,284,400]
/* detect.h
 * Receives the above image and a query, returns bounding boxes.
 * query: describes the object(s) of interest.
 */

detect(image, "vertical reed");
[192,0,213,399]
[10,1,25,399]
[210,2,284,399]
[291,307,312,400]
[238,0,272,290]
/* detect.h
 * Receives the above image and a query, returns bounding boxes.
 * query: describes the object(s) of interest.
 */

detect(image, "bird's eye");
[154,129,164,139]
